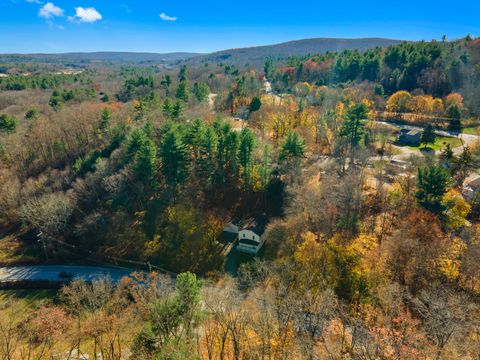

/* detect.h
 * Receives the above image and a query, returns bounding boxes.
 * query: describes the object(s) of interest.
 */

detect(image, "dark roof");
[238,239,261,246]
[239,216,267,236]
[219,231,237,243]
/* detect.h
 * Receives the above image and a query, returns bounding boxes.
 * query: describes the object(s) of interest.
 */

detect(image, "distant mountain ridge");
[185,37,404,65]
[0,38,404,66]
[0,52,201,64]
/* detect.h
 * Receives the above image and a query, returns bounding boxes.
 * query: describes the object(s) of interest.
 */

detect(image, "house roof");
[219,231,238,243]
[466,176,480,190]
[406,129,422,136]
[239,216,267,236]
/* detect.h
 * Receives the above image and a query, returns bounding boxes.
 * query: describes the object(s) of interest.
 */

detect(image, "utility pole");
[37,231,48,261]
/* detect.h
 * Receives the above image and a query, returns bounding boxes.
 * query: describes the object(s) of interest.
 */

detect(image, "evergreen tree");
[260,143,272,189]
[98,107,112,134]
[339,102,369,162]
[238,128,256,187]
[0,114,18,134]
[25,108,39,121]
[162,98,173,118]
[172,100,184,121]
[160,129,189,189]
[193,82,210,102]
[134,137,157,187]
[421,124,436,148]
[176,80,190,103]
[280,132,305,161]
[416,165,451,214]
[249,96,262,112]
[160,74,172,95]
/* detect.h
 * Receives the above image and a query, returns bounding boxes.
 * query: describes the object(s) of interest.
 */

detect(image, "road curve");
[0,265,137,283]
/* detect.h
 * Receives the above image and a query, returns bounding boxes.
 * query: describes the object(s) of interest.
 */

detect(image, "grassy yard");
[406,135,463,151]
[0,289,58,326]
[462,126,480,135]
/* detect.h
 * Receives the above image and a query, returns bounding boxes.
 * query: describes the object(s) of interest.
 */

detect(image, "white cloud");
[159,13,177,21]
[26,0,43,4]
[69,7,102,23]
[46,20,64,30]
[38,2,64,18]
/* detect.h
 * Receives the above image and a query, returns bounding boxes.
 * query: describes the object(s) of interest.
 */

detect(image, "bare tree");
[412,285,468,360]
[0,306,19,360]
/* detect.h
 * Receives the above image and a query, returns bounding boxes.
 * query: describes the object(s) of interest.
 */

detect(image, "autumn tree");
[386,91,412,112]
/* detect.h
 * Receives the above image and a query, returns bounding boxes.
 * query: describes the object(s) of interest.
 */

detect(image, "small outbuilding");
[398,128,422,146]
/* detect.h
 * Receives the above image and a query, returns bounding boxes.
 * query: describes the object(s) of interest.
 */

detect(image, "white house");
[236,218,266,255]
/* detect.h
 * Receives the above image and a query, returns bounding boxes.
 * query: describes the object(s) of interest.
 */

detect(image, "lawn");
[462,126,480,135]
[406,135,463,151]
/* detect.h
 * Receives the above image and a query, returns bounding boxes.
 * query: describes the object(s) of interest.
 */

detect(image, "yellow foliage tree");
[438,237,467,280]
[432,98,445,115]
[442,189,471,231]
[386,91,412,112]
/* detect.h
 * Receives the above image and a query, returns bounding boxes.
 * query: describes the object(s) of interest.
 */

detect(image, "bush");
[0,114,18,134]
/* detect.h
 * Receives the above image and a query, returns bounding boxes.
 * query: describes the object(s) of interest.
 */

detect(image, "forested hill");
[0,52,201,65]
[0,38,402,66]
[186,37,404,66]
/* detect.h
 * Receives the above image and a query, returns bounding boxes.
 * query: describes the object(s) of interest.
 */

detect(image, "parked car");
[58,271,74,279]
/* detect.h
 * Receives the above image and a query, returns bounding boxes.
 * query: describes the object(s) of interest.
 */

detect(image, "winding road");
[0,265,136,284]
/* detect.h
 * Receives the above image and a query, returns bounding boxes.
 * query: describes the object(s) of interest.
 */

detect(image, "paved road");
[0,265,137,283]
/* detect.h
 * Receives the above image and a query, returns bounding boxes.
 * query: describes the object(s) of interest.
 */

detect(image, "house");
[398,128,422,146]
[236,218,266,255]
[463,175,480,200]
[219,222,239,243]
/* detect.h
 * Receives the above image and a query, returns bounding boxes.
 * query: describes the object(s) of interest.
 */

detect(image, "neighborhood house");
[463,175,480,200]
[398,128,422,146]
[220,218,266,255]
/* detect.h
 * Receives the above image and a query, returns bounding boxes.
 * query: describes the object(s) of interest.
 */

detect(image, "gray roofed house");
[399,128,422,146]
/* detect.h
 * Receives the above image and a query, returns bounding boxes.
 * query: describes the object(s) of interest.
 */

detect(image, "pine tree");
[416,165,451,214]
[238,128,256,187]
[421,124,436,148]
[280,132,305,162]
[160,129,189,189]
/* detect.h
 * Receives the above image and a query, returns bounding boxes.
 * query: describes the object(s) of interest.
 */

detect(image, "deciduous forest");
[1,36,480,359]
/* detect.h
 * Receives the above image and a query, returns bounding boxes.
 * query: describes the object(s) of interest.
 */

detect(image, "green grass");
[406,136,463,151]
[0,289,58,321]
[462,126,480,135]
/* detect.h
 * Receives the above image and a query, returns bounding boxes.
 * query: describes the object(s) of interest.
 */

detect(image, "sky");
[0,0,479,53]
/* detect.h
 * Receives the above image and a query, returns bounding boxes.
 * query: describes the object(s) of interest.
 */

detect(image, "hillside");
[0,52,201,65]
[186,37,404,65]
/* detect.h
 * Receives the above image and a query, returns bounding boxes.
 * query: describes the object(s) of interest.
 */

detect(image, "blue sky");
[0,0,479,53]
